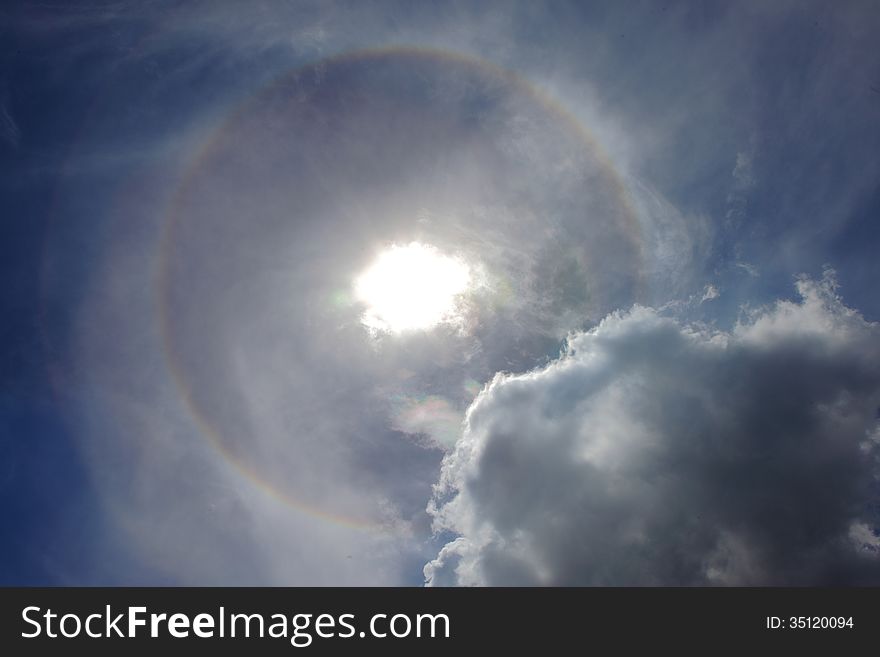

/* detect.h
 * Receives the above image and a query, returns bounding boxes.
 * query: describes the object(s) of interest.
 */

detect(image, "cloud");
[700,284,720,303]
[425,272,880,585]
[735,262,760,278]
[391,394,465,450]
[624,176,712,302]
[725,148,755,232]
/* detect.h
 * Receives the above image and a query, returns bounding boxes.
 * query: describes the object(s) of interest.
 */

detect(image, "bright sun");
[354,242,471,333]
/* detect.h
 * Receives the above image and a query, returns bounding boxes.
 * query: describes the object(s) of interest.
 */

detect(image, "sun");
[354,242,471,333]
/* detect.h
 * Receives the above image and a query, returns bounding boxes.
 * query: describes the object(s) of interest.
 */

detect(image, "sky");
[1,0,879,586]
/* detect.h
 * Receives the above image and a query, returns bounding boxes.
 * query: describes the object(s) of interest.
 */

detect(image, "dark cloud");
[426,272,880,585]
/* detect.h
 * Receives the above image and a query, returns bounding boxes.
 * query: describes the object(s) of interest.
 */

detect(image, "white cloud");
[391,394,465,450]
[732,150,755,190]
[700,284,720,303]
[725,147,756,232]
[735,262,760,278]
[426,274,880,585]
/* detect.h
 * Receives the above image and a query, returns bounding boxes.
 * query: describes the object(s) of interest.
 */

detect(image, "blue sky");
[2,1,879,585]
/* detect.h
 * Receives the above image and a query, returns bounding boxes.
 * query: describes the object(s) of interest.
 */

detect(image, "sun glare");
[354,242,471,333]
